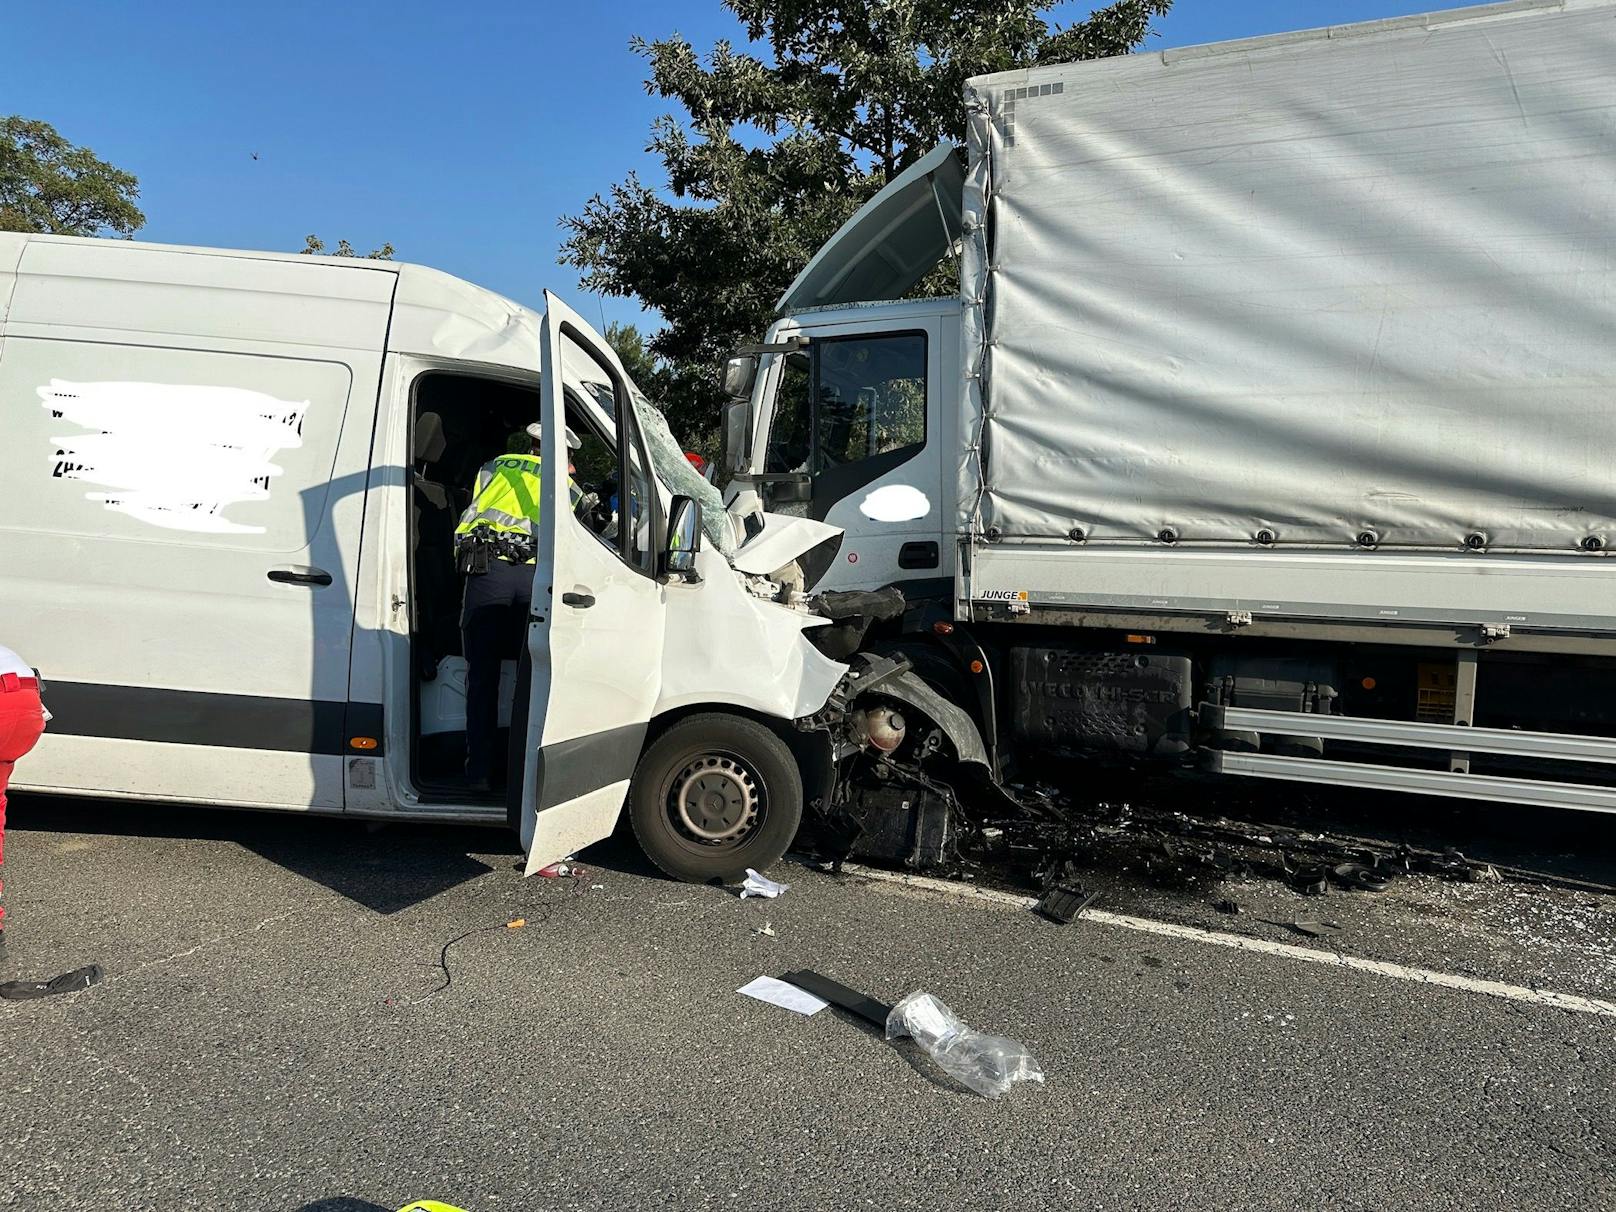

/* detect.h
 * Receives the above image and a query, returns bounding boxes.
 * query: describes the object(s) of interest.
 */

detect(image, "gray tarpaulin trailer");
[722,0,1616,835]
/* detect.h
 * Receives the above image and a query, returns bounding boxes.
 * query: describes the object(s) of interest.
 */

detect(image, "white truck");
[718,0,1616,846]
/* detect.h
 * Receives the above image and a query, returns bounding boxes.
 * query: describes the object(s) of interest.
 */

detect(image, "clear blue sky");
[6,0,1483,331]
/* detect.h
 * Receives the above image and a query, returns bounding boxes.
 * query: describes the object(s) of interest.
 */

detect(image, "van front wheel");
[627,714,803,884]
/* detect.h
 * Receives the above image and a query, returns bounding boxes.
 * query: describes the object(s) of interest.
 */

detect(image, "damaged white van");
[0,234,964,881]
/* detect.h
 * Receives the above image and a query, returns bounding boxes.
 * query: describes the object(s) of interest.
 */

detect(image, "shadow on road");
[7,795,518,915]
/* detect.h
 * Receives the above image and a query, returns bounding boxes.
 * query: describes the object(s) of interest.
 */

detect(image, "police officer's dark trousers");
[460,557,533,785]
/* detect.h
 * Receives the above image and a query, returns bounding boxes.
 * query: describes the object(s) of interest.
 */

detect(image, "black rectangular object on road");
[779,970,893,1029]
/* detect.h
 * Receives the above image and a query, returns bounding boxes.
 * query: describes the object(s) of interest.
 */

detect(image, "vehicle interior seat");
[412,410,459,671]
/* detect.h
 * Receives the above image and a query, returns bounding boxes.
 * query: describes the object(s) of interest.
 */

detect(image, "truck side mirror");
[722,397,752,476]
[661,495,703,581]
[722,353,759,400]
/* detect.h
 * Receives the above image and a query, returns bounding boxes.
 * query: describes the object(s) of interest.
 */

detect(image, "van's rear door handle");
[562,592,595,608]
[268,567,333,587]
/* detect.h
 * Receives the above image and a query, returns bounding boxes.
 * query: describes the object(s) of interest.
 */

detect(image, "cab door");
[518,291,667,872]
[753,315,947,594]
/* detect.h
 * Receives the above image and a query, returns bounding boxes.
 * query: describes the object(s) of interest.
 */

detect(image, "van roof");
[0,231,543,375]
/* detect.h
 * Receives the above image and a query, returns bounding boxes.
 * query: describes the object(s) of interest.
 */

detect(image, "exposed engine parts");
[789,592,1614,912]
[848,706,906,753]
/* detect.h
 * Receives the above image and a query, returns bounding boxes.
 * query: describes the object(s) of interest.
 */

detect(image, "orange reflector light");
[349,736,379,751]
[933,621,955,636]
[1124,634,1156,645]
[1361,677,1378,691]
[970,659,985,674]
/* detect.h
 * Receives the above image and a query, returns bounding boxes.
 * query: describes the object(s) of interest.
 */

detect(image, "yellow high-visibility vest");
[455,453,542,561]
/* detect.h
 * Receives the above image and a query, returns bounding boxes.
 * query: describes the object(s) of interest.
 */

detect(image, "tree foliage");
[606,319,721,460]
[0,116,144,237]
[300,233,395,259]
[560,0,1170,445]
[605,320,660,393]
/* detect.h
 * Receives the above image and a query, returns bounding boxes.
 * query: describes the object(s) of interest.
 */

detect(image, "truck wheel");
[628,714,803,884]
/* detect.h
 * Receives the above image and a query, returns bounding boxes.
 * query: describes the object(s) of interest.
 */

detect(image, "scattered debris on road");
[0,963,104,1001]
[740,868,790,899]
[1033,881,1097,925]
[765,970,1045,1098]
[969,788,1567,912]
[779,970,892,1029]
[536,860,585,878]
[737,975,828,1016]
[886,990,1045,1099]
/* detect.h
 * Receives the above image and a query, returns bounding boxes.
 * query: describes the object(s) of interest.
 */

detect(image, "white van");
[0,233,874,881]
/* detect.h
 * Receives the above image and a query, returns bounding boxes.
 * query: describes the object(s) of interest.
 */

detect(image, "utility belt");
[455,527,535,574]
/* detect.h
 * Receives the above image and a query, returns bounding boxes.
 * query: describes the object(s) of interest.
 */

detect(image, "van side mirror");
[722,397,752,476]
[722,353,759,400]
[661,495,703,581]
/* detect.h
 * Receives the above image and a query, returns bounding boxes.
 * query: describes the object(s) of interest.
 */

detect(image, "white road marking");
[838,863,1616,1019]
[832,864,1038,909]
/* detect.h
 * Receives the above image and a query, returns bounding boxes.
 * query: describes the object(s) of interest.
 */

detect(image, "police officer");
[453,422,578,791]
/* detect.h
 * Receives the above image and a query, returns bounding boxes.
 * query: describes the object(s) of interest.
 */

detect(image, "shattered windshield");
[629,387,735,556]
[564,341,735,556]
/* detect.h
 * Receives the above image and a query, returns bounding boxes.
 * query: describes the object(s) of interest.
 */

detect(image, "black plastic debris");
[1034,884,1098,924]
[1212,898,1242,915]
[779,970,893,1030]
[1331,861,1391,892]
[0,963,105,1001]
[1287,863,1331,897]
[982,783,1566,909]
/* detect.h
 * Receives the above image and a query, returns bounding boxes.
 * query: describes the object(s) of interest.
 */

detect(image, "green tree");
[300,233,395,259]
[0,116,144,237]
[560,0,1171,446]
[605,320,660,394]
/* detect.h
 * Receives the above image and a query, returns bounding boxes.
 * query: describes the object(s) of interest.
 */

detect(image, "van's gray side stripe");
[534,723,645,811]
[41,682,384,755]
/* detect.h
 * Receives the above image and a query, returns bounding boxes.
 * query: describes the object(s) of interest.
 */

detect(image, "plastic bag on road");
[740,868,790,899]
[885,990,1045,1099]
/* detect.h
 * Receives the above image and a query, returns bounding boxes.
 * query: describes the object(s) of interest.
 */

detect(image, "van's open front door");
[518,292,667,873]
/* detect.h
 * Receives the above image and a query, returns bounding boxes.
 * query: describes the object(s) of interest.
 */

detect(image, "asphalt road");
[2,794,1613,1211]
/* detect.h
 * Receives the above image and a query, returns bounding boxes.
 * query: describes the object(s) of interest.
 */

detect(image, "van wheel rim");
[668,753,760,845]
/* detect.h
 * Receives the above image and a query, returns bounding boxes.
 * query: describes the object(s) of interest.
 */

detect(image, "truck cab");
[727,299,960,597]
[724,145,967,602]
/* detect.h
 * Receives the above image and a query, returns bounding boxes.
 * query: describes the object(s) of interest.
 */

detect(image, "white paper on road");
[737,976,829,1016]
[740,869,790,899]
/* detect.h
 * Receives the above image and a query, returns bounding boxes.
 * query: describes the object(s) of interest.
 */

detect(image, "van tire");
[627,714,803,884]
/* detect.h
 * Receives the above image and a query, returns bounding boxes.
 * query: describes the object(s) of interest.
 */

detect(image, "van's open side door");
[518,292,667,873]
